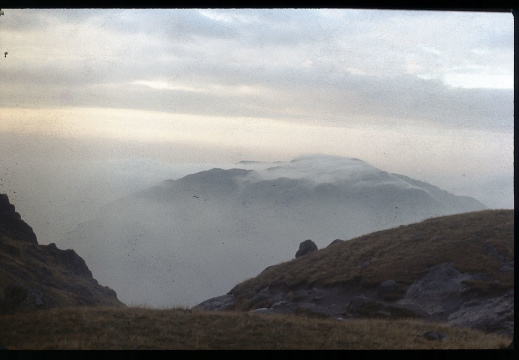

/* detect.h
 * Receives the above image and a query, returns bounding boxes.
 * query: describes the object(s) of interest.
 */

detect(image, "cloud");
[0,10,512,134]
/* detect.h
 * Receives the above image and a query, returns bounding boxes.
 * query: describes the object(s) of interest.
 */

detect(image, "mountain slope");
[0,194,124,314]
[65,154,487,307]
[196,210,514,337]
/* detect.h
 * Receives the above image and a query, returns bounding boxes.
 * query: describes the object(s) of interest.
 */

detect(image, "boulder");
[192,294,235,311]
[360,260,370,270]
[327,239,344,247]
[448,289,514,338]
[295,239,318,258]
[499,261,514,273]
[348,296,369,312]
[250,307,272,314]
[261,265,276,274]
[483,243,506,263]
[378,279,397,293]
[375,310,391,317]
[422,331,448,341]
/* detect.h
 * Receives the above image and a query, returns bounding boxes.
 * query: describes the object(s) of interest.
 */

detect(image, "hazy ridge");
[65,155,487,307]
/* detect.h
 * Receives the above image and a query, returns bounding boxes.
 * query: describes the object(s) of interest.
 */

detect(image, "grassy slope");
[0,306,511,349]
[231,210,514,308]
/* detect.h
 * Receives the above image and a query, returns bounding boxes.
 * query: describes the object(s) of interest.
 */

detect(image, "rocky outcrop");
[422,331,448,341]
[45,243,92,277]
[295,240,318,258]
[192,294,235,312]
[0,193,37,243]
[0,194,125,314]
[195,263,513,338]
[327,239,344,247]
[447,289,514,337]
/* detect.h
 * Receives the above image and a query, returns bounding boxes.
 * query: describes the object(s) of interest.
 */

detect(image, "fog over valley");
[64,154,488,306]
[0,9,513,308]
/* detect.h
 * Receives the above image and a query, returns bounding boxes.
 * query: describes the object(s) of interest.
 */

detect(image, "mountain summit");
[66,155,486,307]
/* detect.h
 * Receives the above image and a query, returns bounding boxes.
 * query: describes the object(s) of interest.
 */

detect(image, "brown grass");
[231,210,514,309]
[0,306,511,349]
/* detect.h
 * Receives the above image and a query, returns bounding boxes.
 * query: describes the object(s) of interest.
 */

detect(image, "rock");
[360,260,370,270]
[448,289,514,338]
[295,239,318,258]
[397,262,471,317]
[192,294,235,311]
[0,194,37,244]
[499,261,514,273]
[0,193,125,314]
[46,245,92,277]
[261,265,276,274]
[271,301,288,308]
[376,310,391,317]
[378,279,397,293]
[312,296,324,304]
[250,307,272,314]
[483,243,506,263]
[423,331,448,341]
[348,296,369,312]
[327,239,344,247]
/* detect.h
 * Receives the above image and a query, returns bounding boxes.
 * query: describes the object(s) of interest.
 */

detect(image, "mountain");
[65,154,487,307]
[0,194,124,314]
[195,210,514,338]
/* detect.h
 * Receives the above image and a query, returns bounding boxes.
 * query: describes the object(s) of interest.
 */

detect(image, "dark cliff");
[0,193,125,314]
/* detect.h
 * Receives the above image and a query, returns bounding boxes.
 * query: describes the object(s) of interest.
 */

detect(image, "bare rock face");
[422,331,448,341]
[0,193,125,314]
[192,294,235,312]
[448,289,514,337]
[0,193,37,244]
[199,261,514,338]
[327,239,344,247]
[396,262,472,318]
[295,239,318,258]
[45,243,92,278]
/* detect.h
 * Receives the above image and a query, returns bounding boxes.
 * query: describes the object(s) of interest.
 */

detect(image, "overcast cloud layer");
[0,9,513,128]
[0,9,514,246]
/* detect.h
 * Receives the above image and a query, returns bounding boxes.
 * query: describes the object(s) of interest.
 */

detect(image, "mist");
[51,154,489,307]
[0,9,513,308]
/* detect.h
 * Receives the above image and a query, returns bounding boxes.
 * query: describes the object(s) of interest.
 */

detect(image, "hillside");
[196,210,514,338]
[0,194,124,314]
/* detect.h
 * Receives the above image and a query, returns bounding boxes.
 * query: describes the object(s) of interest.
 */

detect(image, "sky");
[0,9,514,246]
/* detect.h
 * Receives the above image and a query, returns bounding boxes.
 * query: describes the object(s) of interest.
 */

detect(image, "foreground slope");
[196,210,514,338]
[0,306,511,349]
[0,194,124,314]
[66,154,487,307]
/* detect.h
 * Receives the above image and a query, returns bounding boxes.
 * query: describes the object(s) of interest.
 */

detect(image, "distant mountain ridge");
[0,194,124,314]
[66,154,487,307]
